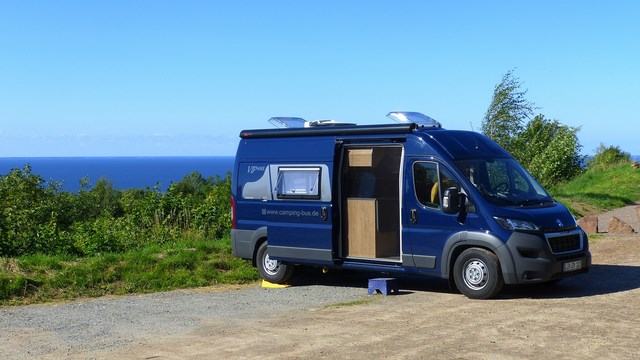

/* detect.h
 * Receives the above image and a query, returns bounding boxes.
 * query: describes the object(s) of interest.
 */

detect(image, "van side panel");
[266,162,333,263]
[234,137,337,265]
[234,162,271,234]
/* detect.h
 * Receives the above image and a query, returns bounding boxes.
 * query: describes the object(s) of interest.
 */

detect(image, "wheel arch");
[441,231,517,284]
[249,227,268,267]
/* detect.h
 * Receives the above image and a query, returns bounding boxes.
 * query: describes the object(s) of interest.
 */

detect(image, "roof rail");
[240,123,416,139]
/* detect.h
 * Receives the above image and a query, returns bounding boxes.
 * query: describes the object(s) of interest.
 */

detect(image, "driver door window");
[413,162,461,210]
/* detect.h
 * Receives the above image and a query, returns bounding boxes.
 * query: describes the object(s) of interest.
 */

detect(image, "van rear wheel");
[453,248,503,299]
[257,242,294,284]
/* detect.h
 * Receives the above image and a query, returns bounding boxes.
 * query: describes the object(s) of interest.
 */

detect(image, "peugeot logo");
[557,219,564,228]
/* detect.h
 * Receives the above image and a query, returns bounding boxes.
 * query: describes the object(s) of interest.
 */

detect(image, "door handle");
[321,206,328,221]
[410,208,418,224]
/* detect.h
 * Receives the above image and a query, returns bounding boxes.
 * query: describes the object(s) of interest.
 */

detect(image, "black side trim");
[413,255,437,269]
[268,245,333,262]
[402,254,415,267]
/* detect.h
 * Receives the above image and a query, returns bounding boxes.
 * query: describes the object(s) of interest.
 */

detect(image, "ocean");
[0,157,235,192]
[2,155,638,193]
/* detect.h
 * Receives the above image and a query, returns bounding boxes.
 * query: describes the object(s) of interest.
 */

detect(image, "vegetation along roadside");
[0,169,259,305]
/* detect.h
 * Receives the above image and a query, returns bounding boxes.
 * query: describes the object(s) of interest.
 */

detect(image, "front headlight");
[493,216,540,231]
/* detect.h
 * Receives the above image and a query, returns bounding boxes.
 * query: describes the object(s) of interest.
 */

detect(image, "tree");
[481,69,536,153]
[513,115,583,187]
[482,70,584,187]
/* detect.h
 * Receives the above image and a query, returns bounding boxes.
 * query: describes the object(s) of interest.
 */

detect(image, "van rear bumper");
[231,229,257,260]
[502,230,591,284]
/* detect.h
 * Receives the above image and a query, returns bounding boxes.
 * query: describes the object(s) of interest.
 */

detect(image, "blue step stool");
[368,277,399,295]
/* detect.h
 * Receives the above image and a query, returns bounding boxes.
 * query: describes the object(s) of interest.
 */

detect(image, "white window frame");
[275,166,322,200]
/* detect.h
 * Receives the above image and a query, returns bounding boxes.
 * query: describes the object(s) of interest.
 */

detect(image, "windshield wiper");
[518,198,554,206]
[484,194,518,205]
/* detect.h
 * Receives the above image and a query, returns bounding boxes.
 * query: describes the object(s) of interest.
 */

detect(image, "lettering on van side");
[248,165,266,174]
[262,208,320,217]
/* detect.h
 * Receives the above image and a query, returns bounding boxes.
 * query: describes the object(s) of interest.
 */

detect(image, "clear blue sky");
[1,1,638,157]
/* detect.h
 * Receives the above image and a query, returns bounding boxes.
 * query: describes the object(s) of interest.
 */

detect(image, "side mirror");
[443,187,466,214]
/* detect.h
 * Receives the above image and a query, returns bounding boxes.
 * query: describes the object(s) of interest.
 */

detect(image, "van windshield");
[454,158,553,207]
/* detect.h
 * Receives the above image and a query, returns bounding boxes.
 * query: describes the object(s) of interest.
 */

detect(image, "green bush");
[0,166,64,256]
[512,115,584,187]
[0,165,232,257]
[587,144,631,169]
[71,216,126,255]
[192,174,232,239]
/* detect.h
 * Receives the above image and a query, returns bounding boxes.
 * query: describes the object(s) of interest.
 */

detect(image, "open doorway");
[340,146,402,261]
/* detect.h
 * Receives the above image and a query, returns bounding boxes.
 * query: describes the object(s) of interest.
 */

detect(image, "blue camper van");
[231,112,591,299]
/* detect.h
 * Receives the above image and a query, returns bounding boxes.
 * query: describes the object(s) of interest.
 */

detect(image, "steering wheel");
[493,182,509,192]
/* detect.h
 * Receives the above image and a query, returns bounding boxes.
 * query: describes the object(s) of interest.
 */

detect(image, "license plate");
[563,260,582,272]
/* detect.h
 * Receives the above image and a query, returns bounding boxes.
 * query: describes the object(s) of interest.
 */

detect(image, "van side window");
[275,167,321,200]
[413,162,440,209]
[414,162,466,211]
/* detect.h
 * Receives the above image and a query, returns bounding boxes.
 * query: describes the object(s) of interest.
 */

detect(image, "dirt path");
[103,234,640,359]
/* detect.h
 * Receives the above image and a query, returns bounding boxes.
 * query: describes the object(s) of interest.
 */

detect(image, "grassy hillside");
[550,162,640,217]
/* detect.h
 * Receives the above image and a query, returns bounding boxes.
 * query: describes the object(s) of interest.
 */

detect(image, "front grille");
[546,232,582,254]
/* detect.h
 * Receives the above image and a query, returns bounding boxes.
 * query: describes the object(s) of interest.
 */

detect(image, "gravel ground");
[596,204,640,233]
[0,278,367,359]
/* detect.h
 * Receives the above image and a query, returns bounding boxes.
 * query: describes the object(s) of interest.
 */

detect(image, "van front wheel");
[453,248,503,299]
[257,242,294,284]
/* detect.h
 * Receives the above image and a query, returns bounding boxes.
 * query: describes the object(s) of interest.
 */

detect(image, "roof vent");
[306,120,356,127]
[387,111,441,128]
[269,117,356,128]
[268,117,307,128]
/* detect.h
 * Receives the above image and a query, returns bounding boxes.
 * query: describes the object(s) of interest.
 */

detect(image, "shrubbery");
[587,144,631,169]
[0,166,231,257]
[511,115,584,187]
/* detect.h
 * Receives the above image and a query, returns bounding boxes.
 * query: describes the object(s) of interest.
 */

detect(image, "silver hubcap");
[463,259,488,290]
[263,253,279,275]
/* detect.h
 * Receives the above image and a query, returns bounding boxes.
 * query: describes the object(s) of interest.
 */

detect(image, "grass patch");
[586,234,604,244]
[325,296,378,309]
[550,162,640,217]
[0,237,259,306]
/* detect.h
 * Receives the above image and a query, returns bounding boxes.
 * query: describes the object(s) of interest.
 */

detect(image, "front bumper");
[501,229,591,284]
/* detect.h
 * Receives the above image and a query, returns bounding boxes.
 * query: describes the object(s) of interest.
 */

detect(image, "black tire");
[256,241,294,284]
[453,248,504,299]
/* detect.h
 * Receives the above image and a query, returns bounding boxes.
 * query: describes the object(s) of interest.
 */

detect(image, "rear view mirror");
[443,187,463,214]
